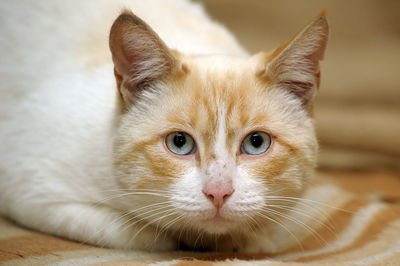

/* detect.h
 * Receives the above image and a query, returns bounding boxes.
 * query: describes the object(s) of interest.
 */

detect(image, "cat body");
[0,0,328,252]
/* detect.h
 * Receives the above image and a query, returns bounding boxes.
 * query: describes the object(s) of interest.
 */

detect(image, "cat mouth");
[204,209,228,222]
[198,213,236,233]
[209,213,226,221]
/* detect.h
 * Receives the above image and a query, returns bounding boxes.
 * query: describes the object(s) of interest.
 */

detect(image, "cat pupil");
[173,133,186,148]
[250,133,263,148]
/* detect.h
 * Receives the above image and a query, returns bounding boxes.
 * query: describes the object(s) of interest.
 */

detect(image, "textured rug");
[1,171,400,265]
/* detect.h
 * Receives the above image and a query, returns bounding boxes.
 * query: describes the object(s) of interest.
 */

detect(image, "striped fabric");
[1,171,400,266]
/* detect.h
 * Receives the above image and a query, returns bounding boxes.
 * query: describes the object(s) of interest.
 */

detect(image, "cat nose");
[203,184,234,208]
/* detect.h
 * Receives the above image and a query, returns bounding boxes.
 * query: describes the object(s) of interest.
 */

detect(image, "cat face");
[110,11,327,237]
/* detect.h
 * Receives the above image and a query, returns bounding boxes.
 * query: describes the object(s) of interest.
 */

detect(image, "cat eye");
[241,132,271,155]
[165,132,196,155]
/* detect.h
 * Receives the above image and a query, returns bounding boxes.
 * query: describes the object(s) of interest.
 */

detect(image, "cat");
[0,0,328,253]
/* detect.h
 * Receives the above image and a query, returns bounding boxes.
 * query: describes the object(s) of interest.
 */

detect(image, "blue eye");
[166,132,196,155]
[241,132,271,155]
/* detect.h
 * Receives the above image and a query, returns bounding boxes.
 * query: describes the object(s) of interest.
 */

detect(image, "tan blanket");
[1,170,400,265]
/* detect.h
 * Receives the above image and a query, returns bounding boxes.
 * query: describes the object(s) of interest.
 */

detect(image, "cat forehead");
[125,53,306,147]
[174,54,277,107]
[161,56,292,137]
[185,54,268,83]
[174,54,262,96]
[187,54,251,71]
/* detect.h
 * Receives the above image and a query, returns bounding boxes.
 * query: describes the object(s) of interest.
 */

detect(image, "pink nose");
[203,185,234,208]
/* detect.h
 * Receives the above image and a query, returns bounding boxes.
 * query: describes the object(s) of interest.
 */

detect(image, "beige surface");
[196,0,400,171]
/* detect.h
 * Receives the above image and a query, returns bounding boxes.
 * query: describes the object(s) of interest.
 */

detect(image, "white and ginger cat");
[0,1,328,252]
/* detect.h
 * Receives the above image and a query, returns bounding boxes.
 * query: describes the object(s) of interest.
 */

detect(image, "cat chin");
[194,216,240,234]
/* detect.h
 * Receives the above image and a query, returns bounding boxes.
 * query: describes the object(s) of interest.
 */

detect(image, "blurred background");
[196,0,400,172]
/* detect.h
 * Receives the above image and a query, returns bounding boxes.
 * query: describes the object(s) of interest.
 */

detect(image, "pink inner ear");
[264,16,328,107]
[109,12,177,105]
[282,80,315,101]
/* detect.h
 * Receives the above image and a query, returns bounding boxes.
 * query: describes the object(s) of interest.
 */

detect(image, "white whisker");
[130,211,178,245]
[255,212,304,251]
[266,204,337,235]
[261,207,328,247]
[264,196,353,213]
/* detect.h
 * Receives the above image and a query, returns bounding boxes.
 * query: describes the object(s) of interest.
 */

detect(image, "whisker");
[263,196,348,231]
[261,207,328,247]
[154,214,185,244]
[264,196,353,213]
[92,204,173,245]
[193,229,205,250]
[81,188,174,207]
[228,231,241,251]
[266,204,337,234]
[130,211,178,244]
[214,233,218,252]
[123,206,174,230]
[176,218,192,248]
[254,212,304,251]
[243,214,260,234]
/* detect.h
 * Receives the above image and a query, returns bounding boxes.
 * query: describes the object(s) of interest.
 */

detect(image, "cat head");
[109,11,328,238]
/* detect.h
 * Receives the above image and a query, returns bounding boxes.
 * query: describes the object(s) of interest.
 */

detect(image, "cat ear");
[109,11,179,106]
[259,12,328,108]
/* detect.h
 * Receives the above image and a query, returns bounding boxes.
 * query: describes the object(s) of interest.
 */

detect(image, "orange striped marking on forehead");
[165,59,275,165]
